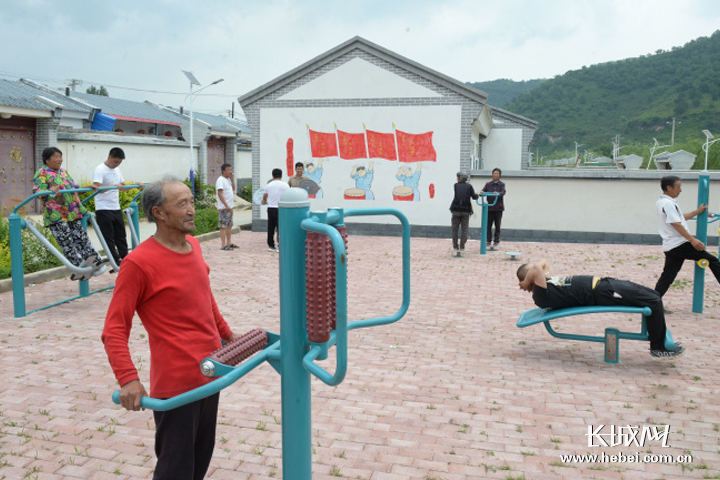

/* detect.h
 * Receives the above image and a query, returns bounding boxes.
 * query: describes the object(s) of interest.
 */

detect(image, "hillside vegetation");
[487,30,720,167]
[466,79,545,108]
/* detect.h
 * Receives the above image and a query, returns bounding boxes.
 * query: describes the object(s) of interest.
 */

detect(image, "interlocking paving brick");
[2,232,720,478]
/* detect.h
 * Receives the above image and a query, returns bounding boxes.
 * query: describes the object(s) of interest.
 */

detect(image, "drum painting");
[344,188,366,200]
[393,185,414,201]
[298,178,320,196]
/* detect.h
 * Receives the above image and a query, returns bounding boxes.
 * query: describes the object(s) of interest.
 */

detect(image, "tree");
[86,85,109,96]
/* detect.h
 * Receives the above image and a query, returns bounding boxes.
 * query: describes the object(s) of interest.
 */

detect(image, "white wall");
[482,128,523,171]
[236,148,252,180]
[467,174,720,237]
[257,105,462,225]
[57,139,196,184]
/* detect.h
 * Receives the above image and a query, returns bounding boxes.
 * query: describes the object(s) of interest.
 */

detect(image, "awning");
[109,114,181,126]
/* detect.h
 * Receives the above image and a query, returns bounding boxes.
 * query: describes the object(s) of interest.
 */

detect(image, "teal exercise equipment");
[476,192,499,255]
[110,187,411,480]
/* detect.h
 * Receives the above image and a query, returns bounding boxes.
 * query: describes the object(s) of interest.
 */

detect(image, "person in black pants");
[517,259,685,360]
[262,168,289,252]
[654,175,720,296]
[482,168,506,248]
[449,171,479,254]
[93,147,142,268]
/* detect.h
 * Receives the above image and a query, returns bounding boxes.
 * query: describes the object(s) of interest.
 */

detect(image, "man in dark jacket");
[482,168,506,248]
[449,172,479,254]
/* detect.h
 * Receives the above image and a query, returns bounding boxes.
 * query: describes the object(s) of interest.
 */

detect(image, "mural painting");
[294,123,437,202]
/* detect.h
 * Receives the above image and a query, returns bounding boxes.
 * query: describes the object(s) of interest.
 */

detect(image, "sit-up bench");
[517,306,676,363]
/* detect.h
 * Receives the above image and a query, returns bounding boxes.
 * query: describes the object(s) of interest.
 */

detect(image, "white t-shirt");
[656,194,689,251]
[265,180,289,208]
[215,175,234,210]
[93,163,124,210]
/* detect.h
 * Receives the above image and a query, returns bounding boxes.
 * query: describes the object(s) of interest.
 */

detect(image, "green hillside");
[500,30,720,167]
[466,78,545,108]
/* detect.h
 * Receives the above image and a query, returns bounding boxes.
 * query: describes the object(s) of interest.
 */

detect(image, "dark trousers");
[153,393,219,480]
[451,212,470,250]
[654,241,720,296]
[486,211,503,244]
[96,209,128,265]
[593,278,667,350]
[48,220,97,267]
[267,207,279,248]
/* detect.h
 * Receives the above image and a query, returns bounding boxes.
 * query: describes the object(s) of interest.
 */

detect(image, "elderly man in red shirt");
[102,178,240,480]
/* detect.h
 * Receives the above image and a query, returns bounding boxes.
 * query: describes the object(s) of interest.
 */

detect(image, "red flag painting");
[286,138,294,177]
[308,129,338,158]
[337,130,368,159]
[366,130,397,160]
[396,130,437,163]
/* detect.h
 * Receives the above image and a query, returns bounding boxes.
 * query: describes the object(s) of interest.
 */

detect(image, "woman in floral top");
[33,147,100,273]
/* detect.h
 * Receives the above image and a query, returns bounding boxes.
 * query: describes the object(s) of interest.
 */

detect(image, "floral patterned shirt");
[33,167,87,226]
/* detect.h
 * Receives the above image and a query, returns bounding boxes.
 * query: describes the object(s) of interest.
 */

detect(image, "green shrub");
[238,184,252,202]
[184,179,217,210]
[192,208,219,237]
[0,216,63,280]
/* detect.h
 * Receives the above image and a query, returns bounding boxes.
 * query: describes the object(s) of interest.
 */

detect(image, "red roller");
[208,329,268,366]
[306,226,349,342]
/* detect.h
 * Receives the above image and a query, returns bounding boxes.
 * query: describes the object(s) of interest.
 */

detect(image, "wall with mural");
[257,105,462,226]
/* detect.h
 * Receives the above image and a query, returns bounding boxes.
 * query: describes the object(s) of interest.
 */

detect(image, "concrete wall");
[55,133,249,188]
[462,169,720,245]
[482,128,523,171]
[58,136,194,184]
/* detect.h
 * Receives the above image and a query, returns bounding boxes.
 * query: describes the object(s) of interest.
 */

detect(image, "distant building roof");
[0,79,94,115]
[68,91,186,125]
[167,107,249,134]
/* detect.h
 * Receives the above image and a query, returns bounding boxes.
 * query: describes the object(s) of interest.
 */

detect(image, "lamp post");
[702,129,720,171]
[182,70,224,193]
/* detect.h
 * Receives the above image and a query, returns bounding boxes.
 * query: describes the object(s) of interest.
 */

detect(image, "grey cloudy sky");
[2,0,719,117]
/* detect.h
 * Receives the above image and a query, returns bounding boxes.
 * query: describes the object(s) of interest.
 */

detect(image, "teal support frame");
[476,192,499,255]
[277,189,314,477]
[110,187,411,479]
[10,186,141,318]
[692,173,710,313]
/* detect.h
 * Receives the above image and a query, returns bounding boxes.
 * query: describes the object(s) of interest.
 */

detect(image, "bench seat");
[517,305,674,363]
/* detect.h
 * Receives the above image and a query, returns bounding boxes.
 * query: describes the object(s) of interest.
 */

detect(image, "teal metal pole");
[692,174,710,313]
[278,188,312,479]
[9,212,26,317]
[480,201,489,255]
[130,197,140,249]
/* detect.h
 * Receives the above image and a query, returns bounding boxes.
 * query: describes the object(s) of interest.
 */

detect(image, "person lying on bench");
[516,259,685,360]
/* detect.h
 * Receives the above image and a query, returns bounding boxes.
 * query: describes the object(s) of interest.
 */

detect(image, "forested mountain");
[491,30,720,164]
[466,79,545,108]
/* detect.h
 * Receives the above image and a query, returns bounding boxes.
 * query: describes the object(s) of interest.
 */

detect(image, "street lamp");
[182,70,224,192]
[702,129,720,171]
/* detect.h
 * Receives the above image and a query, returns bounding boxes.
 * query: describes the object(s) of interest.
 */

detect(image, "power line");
[0,70,238,98]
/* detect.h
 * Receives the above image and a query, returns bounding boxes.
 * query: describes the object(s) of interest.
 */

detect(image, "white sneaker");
[268,247,279,253]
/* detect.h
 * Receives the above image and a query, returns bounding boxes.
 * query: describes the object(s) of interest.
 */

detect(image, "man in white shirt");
[93,147,139,267]
[215,164,236,251]
[262,168,289,252]
[655,175,720,296]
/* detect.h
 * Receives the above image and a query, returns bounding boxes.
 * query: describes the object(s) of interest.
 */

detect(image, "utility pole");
[68,79,83,92]
[671,117,676,146]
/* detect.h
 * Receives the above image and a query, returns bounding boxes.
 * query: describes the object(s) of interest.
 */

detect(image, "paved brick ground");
[2,230,720,479]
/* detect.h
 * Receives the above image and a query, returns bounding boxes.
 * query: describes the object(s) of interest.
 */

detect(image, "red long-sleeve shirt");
[102,235,233,398]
